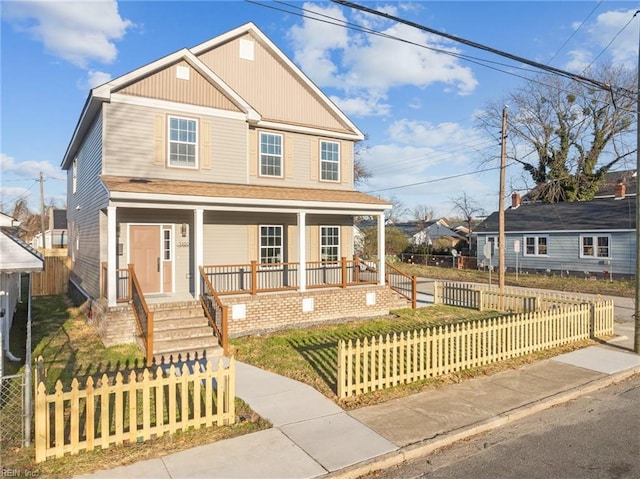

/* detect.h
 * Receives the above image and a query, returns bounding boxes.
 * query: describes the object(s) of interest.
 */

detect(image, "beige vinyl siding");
[118,61,241,112]
[197,33,354,134]
[117,209,193,294]
[67,113,108,299]
[250,127,354,190]
[103,102,247,183]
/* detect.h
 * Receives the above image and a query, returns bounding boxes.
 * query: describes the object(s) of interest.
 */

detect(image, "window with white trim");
[524,235,548,256]
[487,236,498,256]
[260,225,282,264]
[320,226,340,261]
[581,235,611,258]
[320,140,340,182]
[259,132,283,177]
[168,116,197,168]
[163,229,172,261]
[72,157,78,193]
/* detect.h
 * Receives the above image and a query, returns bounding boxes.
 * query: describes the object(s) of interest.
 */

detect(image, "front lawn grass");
[231,305,596,409]
[3,293,269,479]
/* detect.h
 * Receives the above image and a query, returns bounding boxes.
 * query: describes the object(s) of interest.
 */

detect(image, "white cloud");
[288,2,478,117]
[0,153,64,180]
[87,70,112,88]
[564,49,592,73]
[3,0,134,68]
[587,8,638,67]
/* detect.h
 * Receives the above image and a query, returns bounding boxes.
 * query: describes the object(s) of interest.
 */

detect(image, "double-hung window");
[260,225,282,264]
[320,140,340,182]
[524,236,548,256]
[320,226,340,261]
[168,116,197,168]
[581,235,610,258]
[260,132,283,177]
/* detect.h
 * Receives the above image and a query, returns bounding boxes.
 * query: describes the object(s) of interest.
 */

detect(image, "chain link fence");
[0,373,26,459]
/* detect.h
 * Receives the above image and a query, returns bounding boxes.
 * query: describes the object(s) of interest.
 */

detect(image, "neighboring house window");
[320,140,340,182]
[260,225,282,264]
[168,116,197,168]
[72,157,78,194]
[581,235,611,258]
[260,132,283,177]
[320,226,340,261]
[487,236,498,256]
[524,236,548,256]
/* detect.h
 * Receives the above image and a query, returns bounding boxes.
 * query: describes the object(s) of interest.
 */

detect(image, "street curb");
[327,366,640,479]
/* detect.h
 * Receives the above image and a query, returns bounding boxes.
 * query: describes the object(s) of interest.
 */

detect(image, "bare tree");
[384,196,409,224]
[451,193,485,250]
[354,136,373,185]
[477,63,636,202]
[412,204,434,223]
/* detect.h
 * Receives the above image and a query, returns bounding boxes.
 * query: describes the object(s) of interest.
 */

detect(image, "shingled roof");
[475,196,636,234]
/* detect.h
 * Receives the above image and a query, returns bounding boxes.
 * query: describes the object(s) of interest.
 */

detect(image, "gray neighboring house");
[474,177,636,278]
[31,208,68,249]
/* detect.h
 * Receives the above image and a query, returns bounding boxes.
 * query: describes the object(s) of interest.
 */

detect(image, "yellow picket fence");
[434,281,614,337]
[338,304,592,398]
[35,357,235,463]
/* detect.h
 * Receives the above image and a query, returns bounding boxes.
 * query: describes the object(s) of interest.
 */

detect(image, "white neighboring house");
[31,208,68,250]
[0,212,43,376]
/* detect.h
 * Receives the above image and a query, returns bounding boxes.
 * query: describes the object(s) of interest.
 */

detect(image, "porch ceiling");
[102,175,390,211]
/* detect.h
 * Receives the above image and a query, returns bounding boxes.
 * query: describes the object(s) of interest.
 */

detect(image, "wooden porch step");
[154,326,214,342]
[151,307,205,321]
[153,316,210,331]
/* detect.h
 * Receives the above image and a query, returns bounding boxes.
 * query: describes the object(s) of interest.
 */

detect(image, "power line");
[331,0,632,97]
[547,1,602,65]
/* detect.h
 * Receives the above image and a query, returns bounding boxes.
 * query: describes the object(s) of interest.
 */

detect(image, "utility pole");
[634,11,640,354]
[39,172,45,250]
[498,106,508,293]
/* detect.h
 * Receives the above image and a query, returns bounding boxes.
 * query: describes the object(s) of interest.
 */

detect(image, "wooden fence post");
[250,261,257,296]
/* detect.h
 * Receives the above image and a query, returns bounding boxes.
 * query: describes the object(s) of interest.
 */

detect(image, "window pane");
[538,237,547,255]
[597,236,609,257]
[260,133,282,177]
[525,237,535,255]
[582,237,594,257]
[320,141,340,181]
[169,117,197,167]
[321,226,339,261]
[260,226,282,264]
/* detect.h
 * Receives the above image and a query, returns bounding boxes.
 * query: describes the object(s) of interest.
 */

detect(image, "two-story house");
[61,23,407,364]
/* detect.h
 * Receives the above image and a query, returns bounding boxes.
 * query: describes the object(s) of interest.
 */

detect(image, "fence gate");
[0,373,26,455]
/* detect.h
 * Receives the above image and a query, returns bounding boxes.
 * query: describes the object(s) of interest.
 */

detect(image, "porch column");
[377,212,385,285]
[298,211,306,292]
[107,206,117,307]
[194,208,204,297]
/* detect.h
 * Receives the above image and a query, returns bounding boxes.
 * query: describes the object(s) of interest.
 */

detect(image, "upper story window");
[581,235,610,258]
[260,132,283,177]
[320,226,340,261]
[168,116,198,168]
[524,236,548,256]
[72,157,78,193]
[260,225,283,264]
[320,140,340,182]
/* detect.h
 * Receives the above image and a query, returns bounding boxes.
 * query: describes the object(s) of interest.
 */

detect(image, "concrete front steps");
[149,300,223,365]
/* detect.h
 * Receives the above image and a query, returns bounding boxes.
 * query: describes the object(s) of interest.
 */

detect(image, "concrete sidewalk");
[76,337,640,479]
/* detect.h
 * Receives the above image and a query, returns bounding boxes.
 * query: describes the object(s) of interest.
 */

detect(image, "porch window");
[259,132,283,177]
[320,226,340,261]
[320,140,340,182]
[524,236,548,256]
[168,116,197,168]
[581,235,610,258]
[260,225,282,264]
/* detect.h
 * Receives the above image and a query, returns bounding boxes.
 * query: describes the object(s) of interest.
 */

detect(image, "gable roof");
[0,227,44,273]
[475,197,636,234]
[62,22,363,171]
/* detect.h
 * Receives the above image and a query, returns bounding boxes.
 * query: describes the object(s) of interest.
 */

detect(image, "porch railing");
[385,262,417,309]
[128,264,154,367]
[200,257,379,296]
[100,262,131,303]
[199,266,229,356]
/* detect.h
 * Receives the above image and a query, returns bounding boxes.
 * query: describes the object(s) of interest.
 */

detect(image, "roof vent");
[176,65,190,80]
[239,38,255,61]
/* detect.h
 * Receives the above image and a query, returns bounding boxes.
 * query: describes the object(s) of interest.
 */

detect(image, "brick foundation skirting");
[222,285,409,337]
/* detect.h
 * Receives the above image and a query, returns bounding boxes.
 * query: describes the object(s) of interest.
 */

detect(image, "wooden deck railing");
[201,257,379,295]
[385,262,417,309]
[128,265,154,367]
[100,262,130,303]
[199,266,229,356]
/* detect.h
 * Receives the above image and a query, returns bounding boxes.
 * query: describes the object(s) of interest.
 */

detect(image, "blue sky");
[1,1,638,219]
